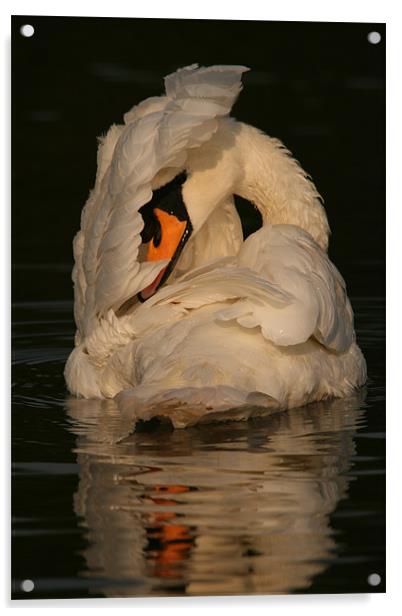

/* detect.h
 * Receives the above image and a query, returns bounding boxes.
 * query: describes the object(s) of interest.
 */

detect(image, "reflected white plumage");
[65,64,366,426]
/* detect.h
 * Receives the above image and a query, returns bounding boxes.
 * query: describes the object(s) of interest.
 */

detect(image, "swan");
[65,63,366,426]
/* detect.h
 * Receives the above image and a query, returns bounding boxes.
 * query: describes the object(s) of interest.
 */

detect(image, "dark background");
[12,16,385,302]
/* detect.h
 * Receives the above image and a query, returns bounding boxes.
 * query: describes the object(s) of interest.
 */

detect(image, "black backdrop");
[12,16,385,302]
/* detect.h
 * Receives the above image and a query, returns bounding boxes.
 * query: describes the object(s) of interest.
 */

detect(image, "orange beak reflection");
[146,484,193,579]
[139,208,189,301]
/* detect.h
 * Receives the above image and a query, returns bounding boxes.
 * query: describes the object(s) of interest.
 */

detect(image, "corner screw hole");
[367,573,381,586]
[20,24,35,38]
[367,31,381,45]
[21,579,34,592]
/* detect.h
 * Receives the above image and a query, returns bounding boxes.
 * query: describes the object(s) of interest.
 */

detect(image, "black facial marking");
[148,171,188,219]
[137,171,193,302]
[139,207,159,244]
[152,217,162,248]
[139,171,188,245]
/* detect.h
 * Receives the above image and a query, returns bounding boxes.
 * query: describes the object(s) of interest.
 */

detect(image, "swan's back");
[70,224,365,415]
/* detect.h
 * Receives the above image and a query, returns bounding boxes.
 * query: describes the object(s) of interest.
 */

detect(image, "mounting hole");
[20,24,35,38]
[367,31,381,45]
[21,579,34,592]
[367,573,381,586]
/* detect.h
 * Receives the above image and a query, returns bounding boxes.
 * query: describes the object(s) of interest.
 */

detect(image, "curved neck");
[233,121,330,250]
[184,119,330,251]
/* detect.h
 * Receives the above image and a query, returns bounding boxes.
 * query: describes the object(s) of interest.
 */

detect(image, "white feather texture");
[72,64,248,338]
[65,64,366,427]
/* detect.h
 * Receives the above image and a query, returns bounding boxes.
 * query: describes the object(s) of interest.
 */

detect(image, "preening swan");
[65,64,366,428]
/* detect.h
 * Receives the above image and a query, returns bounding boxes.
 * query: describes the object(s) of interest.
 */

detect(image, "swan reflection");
[66,391,366,596]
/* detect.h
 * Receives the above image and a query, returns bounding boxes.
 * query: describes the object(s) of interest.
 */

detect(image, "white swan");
[65,64,366,426]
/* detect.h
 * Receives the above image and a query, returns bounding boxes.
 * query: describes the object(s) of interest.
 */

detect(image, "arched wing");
[232,224,355,352]
[72,64,249,339]
[135,224,355,354]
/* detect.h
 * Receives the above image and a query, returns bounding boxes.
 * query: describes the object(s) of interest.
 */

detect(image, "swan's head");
[137,171,193,301]
[136,131,240,302]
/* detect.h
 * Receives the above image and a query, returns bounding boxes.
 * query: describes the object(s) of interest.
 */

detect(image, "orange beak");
[146,208,187,262]
[139,208,188,301]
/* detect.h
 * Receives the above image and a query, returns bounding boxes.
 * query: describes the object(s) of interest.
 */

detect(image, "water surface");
[11,277,385,598]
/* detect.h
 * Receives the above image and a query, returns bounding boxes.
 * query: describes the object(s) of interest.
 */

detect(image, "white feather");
[65,64,366,426]
[72,64,248,338]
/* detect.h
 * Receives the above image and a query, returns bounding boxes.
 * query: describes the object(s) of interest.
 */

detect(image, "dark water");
[11,267,385,599]
[11,16,385,600]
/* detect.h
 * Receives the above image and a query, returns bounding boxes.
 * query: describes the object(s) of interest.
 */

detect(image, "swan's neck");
[233,121,330,250]
[184,118,330,251]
